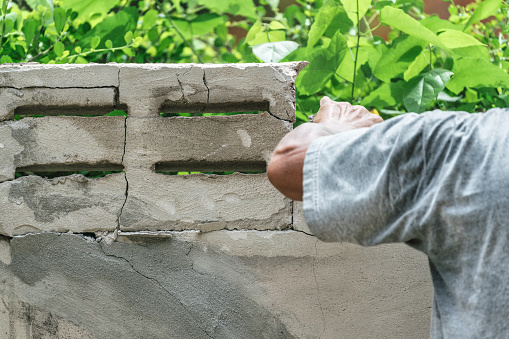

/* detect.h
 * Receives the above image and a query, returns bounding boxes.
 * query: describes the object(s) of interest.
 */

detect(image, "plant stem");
[0,0,7,53]
[351,0,360,102]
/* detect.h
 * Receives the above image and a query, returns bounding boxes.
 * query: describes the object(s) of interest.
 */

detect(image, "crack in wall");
[202,70,210,105]
[98,242,212,338]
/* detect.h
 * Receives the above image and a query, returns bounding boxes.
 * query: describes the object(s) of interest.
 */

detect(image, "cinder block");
[120,171,291,231]
[0,63,120,88]
[0,87,117,121]
[0,173,126,236]
[119,62,306,121]
[0,116,125,183]
[123,113,291,170]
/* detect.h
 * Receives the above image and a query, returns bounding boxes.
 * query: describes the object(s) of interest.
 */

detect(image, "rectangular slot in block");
[154,161,266,173]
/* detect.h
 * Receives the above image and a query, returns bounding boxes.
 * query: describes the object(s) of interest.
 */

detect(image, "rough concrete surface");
[0,88,117,121]
[0,174,125,236]
[0,232,432,339]
[119,62,306,121]
[0,63,434,338]
[121,172,291,231]
[0,116,125,182]
[123,113,291,170]
[0,63,119,88]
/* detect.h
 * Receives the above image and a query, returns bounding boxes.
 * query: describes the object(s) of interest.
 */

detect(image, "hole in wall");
[159,101,269,115]
[155,161,266,175]
[13,109,128,120]
[159,111,262,117]
[15,164,124,179]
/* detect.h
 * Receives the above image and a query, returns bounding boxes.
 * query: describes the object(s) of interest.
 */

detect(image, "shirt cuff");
[302,137,324,237]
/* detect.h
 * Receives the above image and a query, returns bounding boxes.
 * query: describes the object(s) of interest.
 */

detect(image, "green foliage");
[0,0,507,124]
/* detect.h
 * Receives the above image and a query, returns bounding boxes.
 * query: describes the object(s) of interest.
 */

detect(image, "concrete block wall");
[0,63,432,338]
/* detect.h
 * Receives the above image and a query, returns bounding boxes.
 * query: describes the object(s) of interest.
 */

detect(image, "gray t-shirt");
[303,109,509,338]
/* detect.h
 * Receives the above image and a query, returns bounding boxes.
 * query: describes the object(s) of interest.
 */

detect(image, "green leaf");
[124,31,133,44]
[373,35,427,83]
[252,41,298,63]
[403,52,429,81]
[1,0,7,14]
[450,45,490,60]
[269,21,286,30]
[122,47,134,57]
[61,0,119,20]
[403,69,453,113]
[247,30,285,45]
[53,7,66,33]
[105,40,113,49]
[172,13,226,40]
[339,0,371,27]
[91,35,100,49]
[25,0,53,12]
[54,41,65,57]
[380,7,445,49]
[22,19,37,45]
[74,46,81,53]
[296,31,348,95]
[142,9,158,30]
[307,0,341,51]
[437,29,484,49]
[361,83,396,108]
[447,57,509,94]
[464,0,502,31]
[196,0,257,19]
[246,21,262,45]
[0,55,12,64]
[80,7,138,49]
[0,19,14,35]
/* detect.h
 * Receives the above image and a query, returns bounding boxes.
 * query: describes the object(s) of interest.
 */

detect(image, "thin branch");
[26,33,66,62]
[351,0,360,102]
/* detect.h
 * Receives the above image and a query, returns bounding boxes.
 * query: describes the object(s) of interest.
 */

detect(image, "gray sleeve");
[302,113,429,245]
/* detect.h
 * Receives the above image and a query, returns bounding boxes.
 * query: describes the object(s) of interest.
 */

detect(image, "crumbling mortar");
[176,76,187,104]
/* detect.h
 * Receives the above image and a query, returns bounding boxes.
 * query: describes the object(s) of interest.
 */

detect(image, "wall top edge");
[0,61,308,72]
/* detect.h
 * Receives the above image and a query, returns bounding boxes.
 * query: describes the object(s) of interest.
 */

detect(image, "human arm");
[267,97,383,201]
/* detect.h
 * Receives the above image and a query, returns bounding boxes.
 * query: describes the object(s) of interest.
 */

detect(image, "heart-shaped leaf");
[403,69,453,113]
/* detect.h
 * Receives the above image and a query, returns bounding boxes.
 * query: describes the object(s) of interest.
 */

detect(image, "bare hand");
[313,96,383,130]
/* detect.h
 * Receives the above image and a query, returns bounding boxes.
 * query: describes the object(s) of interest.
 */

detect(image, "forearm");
[267,122,347,201]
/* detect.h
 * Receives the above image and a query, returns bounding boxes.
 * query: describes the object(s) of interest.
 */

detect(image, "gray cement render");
[0,63,433,338]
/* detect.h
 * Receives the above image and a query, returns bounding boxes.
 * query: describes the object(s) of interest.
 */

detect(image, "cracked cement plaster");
[2,233,294,339]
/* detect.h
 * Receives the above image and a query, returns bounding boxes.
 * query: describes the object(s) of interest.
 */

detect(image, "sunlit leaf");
[339,0,371,26]
[437,29,484,49]
[403,69,453,113]
[374,35,427,83]
[53,7,66,33]
[54,41,65,57]
[464,0,502,30]
[61,0,119,20]
[0,55,13,64]
[105,40,113,49]
[91,36,100,49]
[404,52,429,81]
[80,7,138,49]
[307,0,341,51]
[380,7,445,49]
[142,9,158,30]
[252,41,298,63]
[22,19,37,45]
[196,0,257,19]
[124,31,133,44]
[296,31,348,95]
[25,0,53,12]
[447,57,509,94]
